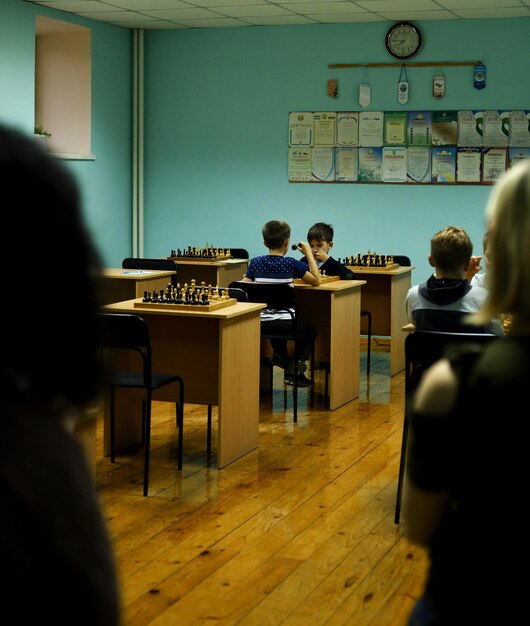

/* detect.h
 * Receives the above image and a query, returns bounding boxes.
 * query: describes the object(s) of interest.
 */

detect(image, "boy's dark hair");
[430,226,473,273]
[307,222,334,243]
[262,220,291,250]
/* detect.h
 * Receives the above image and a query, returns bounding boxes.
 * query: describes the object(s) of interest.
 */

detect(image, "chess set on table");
[134,280,236,312]
[339,252,399,271]
[294,272,340,285]
[168,245,233,262]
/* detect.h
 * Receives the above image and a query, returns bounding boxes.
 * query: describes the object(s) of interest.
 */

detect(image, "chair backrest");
[122,258,178,285]
[361,254,411,267]
[391,255,411,266]
[229,281,296,312]
[411,308,494,335]
[226,287,249,302]
[96,313,152,383]
[405,330,498,395]
[226,248,249,259]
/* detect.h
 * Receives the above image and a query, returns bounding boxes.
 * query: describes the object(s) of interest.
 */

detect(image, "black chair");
[96,312,185,496]
[229,281,315,422]
[226,248,249,259]
[205,286,248,458]
[391,255,411,266]
[122,257,178,286]
[394,330,498,523]
[360,309,372,376]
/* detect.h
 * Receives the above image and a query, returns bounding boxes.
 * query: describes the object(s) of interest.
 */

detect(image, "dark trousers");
[262,315,317,362]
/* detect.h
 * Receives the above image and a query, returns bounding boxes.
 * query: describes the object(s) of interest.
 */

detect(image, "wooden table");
[294,280,366,410]
[96,268,176,305]
[346,266,414,376]
[102,298,265,468]
[173,259,248,287]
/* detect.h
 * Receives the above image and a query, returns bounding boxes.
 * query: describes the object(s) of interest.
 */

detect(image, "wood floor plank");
[96,350,428,626]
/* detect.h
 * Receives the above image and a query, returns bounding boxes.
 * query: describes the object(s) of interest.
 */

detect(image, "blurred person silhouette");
[404,159,530,626]
[0,124,120,625]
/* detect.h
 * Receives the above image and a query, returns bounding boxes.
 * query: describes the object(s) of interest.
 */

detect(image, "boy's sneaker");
[283,373,313,388]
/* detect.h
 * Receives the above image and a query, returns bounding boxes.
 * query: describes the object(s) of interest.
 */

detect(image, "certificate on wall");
[508,147,530,168]
[289,112,314,146]
[431,147,456,183]
[407,147,431,182]
[408,111,432,146]
[482,110,509,147]
[311,146,335,181]
[456,148,482,183]
[432,111,458,146]
[335,147,358,181]
[359,112,384,147]
[482,147,507,182]
[383,147,407,182]
[288,147,311,181]
[337,112,359,146]
[358,147,383,181]
[458,110,483,147]
[313,112,337,146]
[384,111,407,146]
[508,111,530,147]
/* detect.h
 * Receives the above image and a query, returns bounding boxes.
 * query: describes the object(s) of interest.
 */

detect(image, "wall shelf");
[328,60,481,69]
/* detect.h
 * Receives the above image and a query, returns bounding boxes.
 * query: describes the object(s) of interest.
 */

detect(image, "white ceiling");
[24,0,530,30]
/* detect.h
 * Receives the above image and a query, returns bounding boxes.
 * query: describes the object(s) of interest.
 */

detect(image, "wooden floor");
[95,341,429,626]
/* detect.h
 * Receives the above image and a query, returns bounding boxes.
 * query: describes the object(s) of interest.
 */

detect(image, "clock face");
[386,22,422,60]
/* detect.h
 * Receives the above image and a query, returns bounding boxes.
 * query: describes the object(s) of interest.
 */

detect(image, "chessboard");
[134,297,237,312]
[134,281,237,311]
[340,252,399,271]
[349,263,399,271]
[168,246,233,262]
[294,274,340,284]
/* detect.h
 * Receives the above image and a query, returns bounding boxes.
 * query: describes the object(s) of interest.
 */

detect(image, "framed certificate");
[482,147,507,183]
[432,111,458,146]
[457,148,482,183]
[358,147,383,182]
[289,112,314,147]
[383,147,407,182]
[335,147,358,181]
[311,147,335,181]
[432,147,456,183]
[483,111,509,147]
[288,147,311,181]
[407,147,431,183]
[508,111,530,147]
[336,112,359,146]
[313,112,337,146]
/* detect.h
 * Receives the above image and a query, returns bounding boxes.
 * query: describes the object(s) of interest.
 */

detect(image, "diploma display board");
[288,110,530,185]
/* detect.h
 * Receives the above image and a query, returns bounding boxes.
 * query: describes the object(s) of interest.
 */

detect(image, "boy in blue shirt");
[243,220,320,386]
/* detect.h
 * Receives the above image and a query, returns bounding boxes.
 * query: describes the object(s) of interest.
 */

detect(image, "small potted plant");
[34,124,52,139]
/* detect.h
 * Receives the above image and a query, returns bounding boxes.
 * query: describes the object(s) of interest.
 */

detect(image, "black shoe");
[284,373,313,388]
[285,359,308,375]
[272,352,289,369]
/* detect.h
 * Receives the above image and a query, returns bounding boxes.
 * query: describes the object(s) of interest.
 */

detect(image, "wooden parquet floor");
[95,343,429,626]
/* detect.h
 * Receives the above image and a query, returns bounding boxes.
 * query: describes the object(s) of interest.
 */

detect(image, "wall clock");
[385,22,422,60]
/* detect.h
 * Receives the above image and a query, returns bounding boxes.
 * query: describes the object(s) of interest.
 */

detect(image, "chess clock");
[385,21,422,60]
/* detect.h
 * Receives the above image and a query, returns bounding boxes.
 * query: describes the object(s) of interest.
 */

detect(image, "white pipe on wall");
[132,29,144,257]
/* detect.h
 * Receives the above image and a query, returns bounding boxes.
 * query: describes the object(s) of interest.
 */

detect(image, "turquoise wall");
[2,3,529,280]
[1,0,133,267]
[144,18,530,283]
